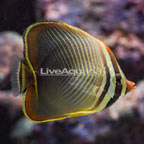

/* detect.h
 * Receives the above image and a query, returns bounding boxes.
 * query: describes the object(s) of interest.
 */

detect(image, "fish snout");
[126,79,136,92]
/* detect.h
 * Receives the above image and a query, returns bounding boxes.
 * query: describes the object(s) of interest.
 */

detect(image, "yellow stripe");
[24,26,39,102]
[63,29,85,69]
[49,28,73,69]
[55,28,83,101]
[97,39,116,98]
[95,41,115,111]
[63,32,92,103]
[22,89,68,123]
[92,40,116,111]
[86,38,114,111]
[63,21,116,108]
[68,33,98,107]
[42,27,67,67]
[51,27,84,103]
[90,72,107,111]
[58,29,93,105]
[118,64,127,97]
[94,93,111,112]
[90,64,107,109]
[57,30,87,99]
[52,27,77,69]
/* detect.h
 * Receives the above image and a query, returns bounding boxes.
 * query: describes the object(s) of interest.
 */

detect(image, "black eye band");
[116,73,121,83]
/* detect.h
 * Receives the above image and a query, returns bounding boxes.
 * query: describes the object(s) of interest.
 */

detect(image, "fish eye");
[116,73,121,84]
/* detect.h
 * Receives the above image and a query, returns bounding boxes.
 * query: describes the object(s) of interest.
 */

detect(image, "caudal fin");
[11,57,33,96]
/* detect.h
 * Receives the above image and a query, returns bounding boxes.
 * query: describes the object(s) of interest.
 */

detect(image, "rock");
[0,32,23,89]
[106,80,144,119]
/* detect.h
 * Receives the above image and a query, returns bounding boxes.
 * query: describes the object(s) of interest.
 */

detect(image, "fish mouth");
[126,79,136,92]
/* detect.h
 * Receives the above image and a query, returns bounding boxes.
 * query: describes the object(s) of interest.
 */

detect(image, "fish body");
[11,21,135,122]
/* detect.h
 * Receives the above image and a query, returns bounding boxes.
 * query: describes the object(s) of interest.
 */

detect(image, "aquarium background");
[0,0,144,144]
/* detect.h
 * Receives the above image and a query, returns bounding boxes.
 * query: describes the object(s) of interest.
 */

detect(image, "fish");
[11,21,136,122]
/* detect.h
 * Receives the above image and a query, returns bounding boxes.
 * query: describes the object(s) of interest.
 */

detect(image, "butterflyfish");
[11,21,136,122]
